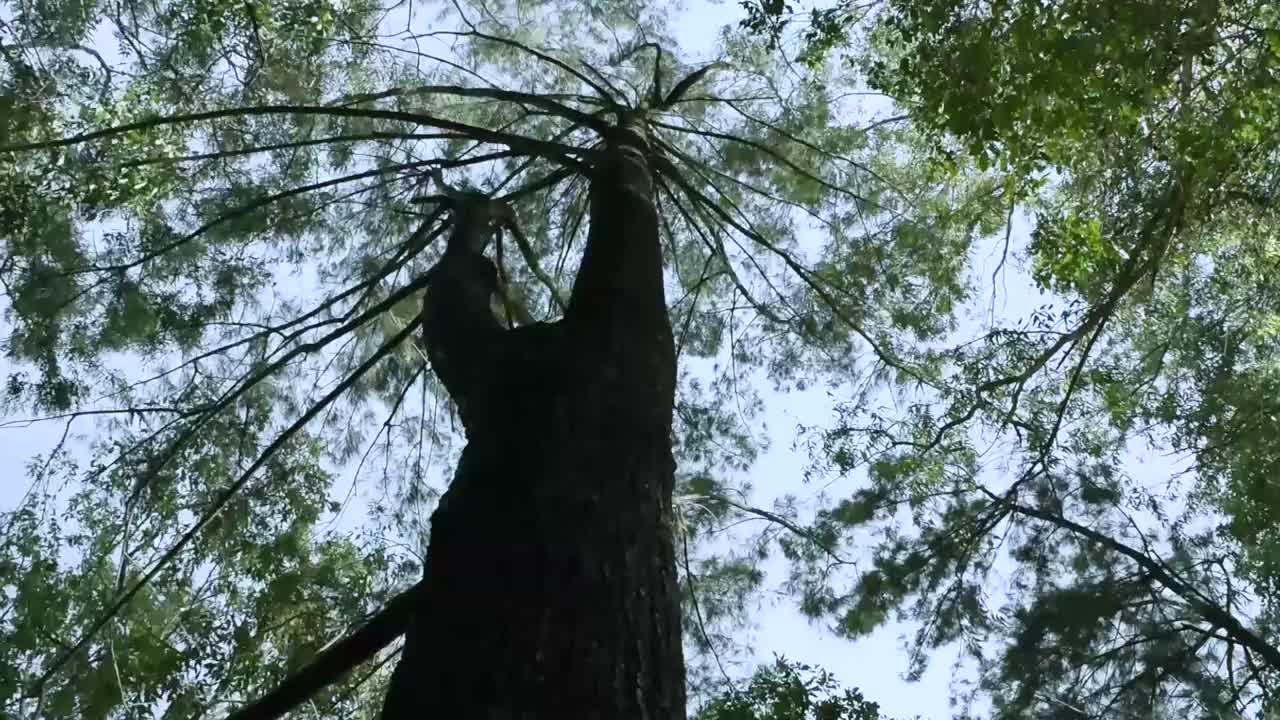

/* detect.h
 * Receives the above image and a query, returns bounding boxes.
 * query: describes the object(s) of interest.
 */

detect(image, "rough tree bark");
[380,120,686,718]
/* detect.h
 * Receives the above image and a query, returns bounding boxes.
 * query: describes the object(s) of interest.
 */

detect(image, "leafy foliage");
[696,657,895,720]
[734,0,1280,718]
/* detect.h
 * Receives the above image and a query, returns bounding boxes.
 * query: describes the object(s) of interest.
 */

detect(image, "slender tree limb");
[722,99,892,187]
[0,405,189,429]
[660,62,721,108]
[108,210,443,417]
[498,164,575,202]
[77,155,481,277]
[117,131,469,168]
[27,317,426,699]
[1008,501,1280,672]
[424,30,618,107]
[654,134,837,232]
[713,495,853,566]
[678,519,734,688]
[0,104,592,167]
[328,646,403,711]
[39,211,447,530]
[226,580,427,720]
[344,364,429,515]
[654,153,924,385]
[653,173,786,326]
[324,83,606,131]
[651,118,869,206]
[502,219,568,312]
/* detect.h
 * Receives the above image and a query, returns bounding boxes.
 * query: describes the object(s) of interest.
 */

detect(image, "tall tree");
[378,115,688,716]
[0,0,983,716]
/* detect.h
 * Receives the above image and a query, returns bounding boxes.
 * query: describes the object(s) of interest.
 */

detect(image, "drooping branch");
[75,155,492,277]
[227,580,427,720]
[0,405,190,429]
[678,515,735,688]
[344,365,429,504]
[654,134,838,232]
[659,63,724,109]
[720,99,895,190]
[1007,500,1280,673]
[502,219,568,313]
[651,118,870,207]
[712,495,854,567]
[0,104,594,166]
[117,131,470,168]
[28,302,429,698]
[499,164,575,202]
[109,210,443,415]
[323,83,607,131]
[425,30,621,108]
[653,153,924,384]
[31,211,448,519]
[652,172,787,326]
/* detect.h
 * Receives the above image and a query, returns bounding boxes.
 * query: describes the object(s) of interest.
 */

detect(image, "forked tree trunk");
[380,125,686,718]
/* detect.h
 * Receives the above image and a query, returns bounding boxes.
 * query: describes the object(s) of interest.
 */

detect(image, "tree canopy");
[3,0,1279,718]
[739,0,1280,717]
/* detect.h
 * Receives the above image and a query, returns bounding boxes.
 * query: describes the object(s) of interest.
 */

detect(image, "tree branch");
[424,30,619,107]
[226,580,427,720]
[501,219,568,313]
[28,309,427,699]
[327,83,606,131]
[1008,501,1280,672]
[117,131,469,168]
[0,104,592,167]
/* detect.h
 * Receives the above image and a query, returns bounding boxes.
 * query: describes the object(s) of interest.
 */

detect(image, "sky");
[0,1,1192,718]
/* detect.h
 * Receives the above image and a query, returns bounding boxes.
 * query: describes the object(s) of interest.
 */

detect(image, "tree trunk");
[381,126,686,719]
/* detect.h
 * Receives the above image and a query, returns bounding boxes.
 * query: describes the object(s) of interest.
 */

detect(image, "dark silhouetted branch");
[227,580,427,720]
